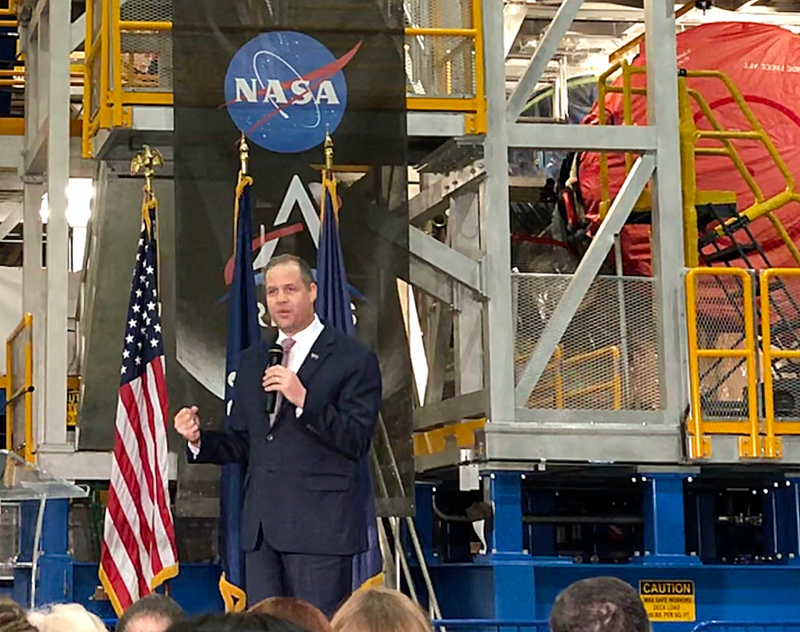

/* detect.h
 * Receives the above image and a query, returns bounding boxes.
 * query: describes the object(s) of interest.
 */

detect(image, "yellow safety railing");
[681,71,800,267]
[404,0,486,134]
[523,344,623,410]
[83,0,172,157]
[686,268,758,459]
[597,65,800,267]
[5,314,33,463]
[760,268,800,459]
[685,267,800,460]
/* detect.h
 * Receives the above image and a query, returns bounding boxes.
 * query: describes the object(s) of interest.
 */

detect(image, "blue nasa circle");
[224,31,348,154]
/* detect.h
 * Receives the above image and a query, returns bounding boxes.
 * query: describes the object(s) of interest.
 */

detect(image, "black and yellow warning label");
[638,580,695,622]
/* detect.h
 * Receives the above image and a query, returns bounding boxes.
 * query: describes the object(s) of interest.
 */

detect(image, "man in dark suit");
[174,254,381,615]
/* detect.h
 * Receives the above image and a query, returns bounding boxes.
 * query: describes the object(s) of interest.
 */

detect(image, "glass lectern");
[0,450,89,606]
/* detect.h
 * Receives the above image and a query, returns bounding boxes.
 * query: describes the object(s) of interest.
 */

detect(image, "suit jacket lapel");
[296,325,335,387]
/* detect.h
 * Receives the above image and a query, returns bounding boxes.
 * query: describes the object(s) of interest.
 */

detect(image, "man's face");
[127,616,171,632]
[265,262,317,335]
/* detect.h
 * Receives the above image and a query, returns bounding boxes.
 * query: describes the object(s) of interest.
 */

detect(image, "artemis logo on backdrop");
[224,31,361,154]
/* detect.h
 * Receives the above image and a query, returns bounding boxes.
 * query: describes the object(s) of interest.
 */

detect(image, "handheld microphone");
[0,385,34,414]
[264,343,284,415]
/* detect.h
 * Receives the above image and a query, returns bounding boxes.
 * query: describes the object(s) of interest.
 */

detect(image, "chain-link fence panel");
[404,0,475,99]
[405,34,475,98]
[120,0,173,92]
[763,271,800,422]
[404,0,472,29]
[121,31,173,92]
[690,271,751,421]
[513,273,661,411]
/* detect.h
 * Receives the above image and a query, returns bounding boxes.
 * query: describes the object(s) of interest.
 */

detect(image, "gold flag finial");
[238,134,250,176]
[131,145,163,195]
[324,128,334,173]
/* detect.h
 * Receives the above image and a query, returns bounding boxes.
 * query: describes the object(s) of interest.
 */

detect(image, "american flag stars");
[119,221,164,387]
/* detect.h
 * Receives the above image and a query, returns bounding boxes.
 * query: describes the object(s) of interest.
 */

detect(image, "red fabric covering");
[579,22,800,276]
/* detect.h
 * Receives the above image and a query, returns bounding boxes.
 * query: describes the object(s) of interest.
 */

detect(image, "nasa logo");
[224,31,358,154]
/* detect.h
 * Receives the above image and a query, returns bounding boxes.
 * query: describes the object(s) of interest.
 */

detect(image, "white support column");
[43,0,71,449]
[482,0,516,425]
[644,0,687,419]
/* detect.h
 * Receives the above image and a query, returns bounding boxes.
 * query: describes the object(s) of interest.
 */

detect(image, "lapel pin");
[311,352,319,360]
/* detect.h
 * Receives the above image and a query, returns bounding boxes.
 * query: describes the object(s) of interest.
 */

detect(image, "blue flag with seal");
[218,161,260,612]
[317,167,383,590]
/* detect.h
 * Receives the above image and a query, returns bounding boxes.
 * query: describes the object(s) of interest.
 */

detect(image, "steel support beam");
[645,0,687,420]
[409,226,483,295]
[482,0,516,425]
[514,154,656,405]
[509,123,658,151]
[506,0,585,123]
[409,163,485,227]
[409,257,454,305]
[0,207,22,242]
[503,2,528,58]
[43,0,71,449]
[413,390,488,432]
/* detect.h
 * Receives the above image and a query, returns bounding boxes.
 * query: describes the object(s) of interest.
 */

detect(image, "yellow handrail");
[685,268,758,459]
[597,67,800,269]
[5,313,33,463]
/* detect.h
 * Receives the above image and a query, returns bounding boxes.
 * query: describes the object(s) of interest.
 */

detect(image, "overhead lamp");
[40,178,94,227]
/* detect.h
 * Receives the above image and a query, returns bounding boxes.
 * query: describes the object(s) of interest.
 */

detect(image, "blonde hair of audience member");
[331,588,432,632]
[0,599,36,632]
[248,597,332,632]
[29,604,107,632]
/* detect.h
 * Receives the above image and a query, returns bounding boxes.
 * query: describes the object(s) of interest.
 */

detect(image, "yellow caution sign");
[638,580,696,622]
[67,376,81,428]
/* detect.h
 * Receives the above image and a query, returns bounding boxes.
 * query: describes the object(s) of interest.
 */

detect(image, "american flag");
[99,204,178,614]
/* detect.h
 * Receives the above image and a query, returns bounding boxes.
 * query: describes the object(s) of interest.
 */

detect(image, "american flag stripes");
[99,200,178,614]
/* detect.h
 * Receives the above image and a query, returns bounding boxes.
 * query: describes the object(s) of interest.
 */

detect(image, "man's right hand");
[174,406,201,447]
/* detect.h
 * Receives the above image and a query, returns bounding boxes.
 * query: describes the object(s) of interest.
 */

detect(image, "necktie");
[272,337,296,423]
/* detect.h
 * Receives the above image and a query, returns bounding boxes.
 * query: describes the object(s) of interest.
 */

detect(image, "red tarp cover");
[579,22,800,276]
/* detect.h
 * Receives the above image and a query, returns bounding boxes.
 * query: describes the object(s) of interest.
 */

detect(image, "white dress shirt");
[275,314,324,419]
[189,315,325,455]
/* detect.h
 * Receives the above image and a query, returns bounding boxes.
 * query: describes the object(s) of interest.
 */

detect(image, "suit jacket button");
[266,435,274,442]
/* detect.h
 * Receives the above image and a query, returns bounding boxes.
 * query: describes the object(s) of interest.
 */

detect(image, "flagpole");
[131,145,163,312]
[234,134,252,261]
[323,130,336,219]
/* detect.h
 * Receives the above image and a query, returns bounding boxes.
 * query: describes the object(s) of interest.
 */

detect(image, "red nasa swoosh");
[220,40,362,115]
[223,222,305,286]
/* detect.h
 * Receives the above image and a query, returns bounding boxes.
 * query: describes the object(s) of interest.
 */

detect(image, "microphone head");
[268,343,284,364]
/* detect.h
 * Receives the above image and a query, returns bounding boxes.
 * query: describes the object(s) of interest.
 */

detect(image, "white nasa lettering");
[235,77,341,106]
[235,78,258,103]
[315,80,340,105]
[264,79,288,104]
[291,80,313,105]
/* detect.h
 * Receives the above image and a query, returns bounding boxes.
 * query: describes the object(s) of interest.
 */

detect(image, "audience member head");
[248,598,331,632]
[29,603,107,632]
[166,613,308,632]
[0,600,36,632]
[116,594,185,632]
[331,588,432,632]
[549,577,650,632]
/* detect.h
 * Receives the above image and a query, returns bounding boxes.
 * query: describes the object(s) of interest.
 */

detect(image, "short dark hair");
[166,613,309,632]
[549,577,650,632]
[265,255,315,288]
[116,594,185,632]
